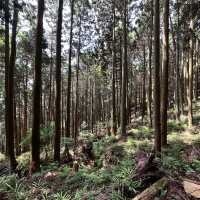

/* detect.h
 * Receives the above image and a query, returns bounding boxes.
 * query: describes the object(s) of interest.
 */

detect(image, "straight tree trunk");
[8,0,19,170]
[153,0,161,153]
[142,44,146,124]
[66,0,74,140]
[175,0,180,121]
[147,0,153,128]
[23,64,28,152]
[74,14,82,146]
[4,0,9,157]
[161,0,169,147]
[120,0,128,136]
[31,0,45,172]
[112,1,117,135]
[54,0,63,162]
[188,19,194,128]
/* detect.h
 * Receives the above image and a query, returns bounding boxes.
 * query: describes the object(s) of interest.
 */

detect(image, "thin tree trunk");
[112,1,117,135]
[188,19,194,128]
[175,0,180,121]
[65,0,74,153]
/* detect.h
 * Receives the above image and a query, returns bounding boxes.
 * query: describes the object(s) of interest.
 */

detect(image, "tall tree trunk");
[74,14,81,147]
[112,1,117,135]
[175,0,180,121]
[4,0,9,157]
[54,0,63,162]
[31,0,45,173]
[65,0,74,152]
[188,19,194,128]
[142,44,146,124]
[23,64,28,152]
[161,0,169,147]
[147,0,153,128]
[120,0,128,136]
[8,0,19,170]
[48,42,53,124]
[153,0,161,153]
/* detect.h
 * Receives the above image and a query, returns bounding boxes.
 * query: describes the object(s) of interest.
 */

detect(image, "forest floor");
[1,103,200,199]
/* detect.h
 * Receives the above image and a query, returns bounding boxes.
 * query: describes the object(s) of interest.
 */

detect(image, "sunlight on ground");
[0,152,5,162]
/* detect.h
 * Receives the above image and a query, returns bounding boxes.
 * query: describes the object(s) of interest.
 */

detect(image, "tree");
[111,1,117,135]
[31,0,45,172]
[153,0,161,153]
[120,0,128,136]
[4,0,9,157]
[7,0,19,170]
[65,0,74,154]
[188,18,194,128]
[175,0,181,121]
[54,0,64,162]
[161,0,169,147]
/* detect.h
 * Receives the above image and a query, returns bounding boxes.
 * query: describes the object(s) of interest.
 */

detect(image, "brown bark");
[4,0,9,157]
[120,0,128,136]
[74,14,81,146]
[66,0,74,140]
[153,0,161,153]
[31,0,45,173]
[188,19,194,128]
[8,0,19,170]
[112,1,117,135]
[161,0,169,147]
[54,0,63,162]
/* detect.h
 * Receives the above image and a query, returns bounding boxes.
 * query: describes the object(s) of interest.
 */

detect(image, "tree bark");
[120,0,128,136]
[8,0,19,170]
[54,0,63,162]
[112,1,117,135]
[161,0,169,147]
[188,19,194,128]
[31,0,45,172]
[153,0,161,153]
[4,0,9,157]
[66,0,74,140]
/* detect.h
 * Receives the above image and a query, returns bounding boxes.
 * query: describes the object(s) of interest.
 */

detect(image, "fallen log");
[132,177,168,200]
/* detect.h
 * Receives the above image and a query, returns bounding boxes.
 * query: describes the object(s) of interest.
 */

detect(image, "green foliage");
[41,162,59,172]
[21,125,54,147]
[112,159,140,193]
[0,175,17,192]
[16,152,31,171]
[167,120,187,133]
[53,192,72,200]
[0,175,27,200]
[111,191,125,200]
[61,137,74,148]
[191,159,200,172]
[131,126,153,139]
[59,166,71,178]
[40,126,54,144]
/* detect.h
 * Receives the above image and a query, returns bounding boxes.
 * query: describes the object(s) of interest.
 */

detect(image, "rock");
[183,178,200,199]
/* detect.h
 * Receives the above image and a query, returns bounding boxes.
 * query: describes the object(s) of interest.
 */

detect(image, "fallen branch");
[132,177,168,200]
